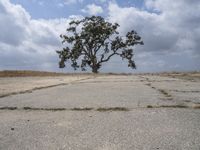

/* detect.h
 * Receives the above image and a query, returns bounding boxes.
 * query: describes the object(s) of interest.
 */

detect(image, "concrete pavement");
[0,75,200,150]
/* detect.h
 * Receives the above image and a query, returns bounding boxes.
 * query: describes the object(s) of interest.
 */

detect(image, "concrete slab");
[0,75,200,150]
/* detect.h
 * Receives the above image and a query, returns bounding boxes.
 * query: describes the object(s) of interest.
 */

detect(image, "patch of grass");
[96,107,129,112]
[161,72,200,81]
[23,107,32,110]
[42,108,66,111]
[147,105,153,108]
[70,107,93,111]
[158,89,172,98]
[0,107,17,110]
[0,94,10,98]
[19,90,32,94]
[0,70,69,77]
[146,104,190,109]
[160,105,188,108]
[23,107,66,111]
[172,90,200,93]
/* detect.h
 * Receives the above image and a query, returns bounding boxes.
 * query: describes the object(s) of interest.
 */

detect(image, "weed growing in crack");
[71,107,93,111]
[158,89,172,98]
[96,107,129,112]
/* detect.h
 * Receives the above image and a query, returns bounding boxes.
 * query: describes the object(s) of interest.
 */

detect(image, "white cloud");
[106,1,200,72]
[0,0,30,46]
[0,0,199,72]
[0,0,78,71]
[82,4,103,15]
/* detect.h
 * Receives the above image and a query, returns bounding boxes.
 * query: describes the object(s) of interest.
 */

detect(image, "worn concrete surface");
[0,75,91,98]
[0,75,200,150]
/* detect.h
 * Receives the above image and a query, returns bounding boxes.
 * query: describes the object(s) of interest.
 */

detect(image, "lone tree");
[57,16,143,73]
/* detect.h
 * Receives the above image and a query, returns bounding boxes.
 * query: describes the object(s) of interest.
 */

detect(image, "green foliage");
[57,16,143,73]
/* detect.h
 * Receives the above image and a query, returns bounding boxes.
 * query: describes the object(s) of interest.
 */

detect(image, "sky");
[0,0,200,73]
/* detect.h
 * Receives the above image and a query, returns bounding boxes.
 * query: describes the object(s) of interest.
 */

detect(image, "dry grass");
[0,107,17,110]
[146,105,189,109]
[1,70,199,78]
[0,70,68,77]
[135,71,200,82]
[145,82,173,99]
[71,107,93,111]
[0,70,135,77]
[0,70,93,77]
[160,72,200,81]
[0,106,130,111]
[158,89,172,97]
[147,105,154,108]
[1,105,200,111]
[171,90,200,93]
[23,107,66,111]
[96,107,129,112]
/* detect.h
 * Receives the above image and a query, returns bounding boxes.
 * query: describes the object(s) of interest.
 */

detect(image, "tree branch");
[99,51,121,63]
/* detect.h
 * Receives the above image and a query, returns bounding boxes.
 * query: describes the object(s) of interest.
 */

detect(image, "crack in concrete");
[0,107,129,111]
[143,76,200,106]
[170,90,200,93]
[0,105,200,112]
[78,80,137,84]
[0,77,93,98]
[144,82,173,100]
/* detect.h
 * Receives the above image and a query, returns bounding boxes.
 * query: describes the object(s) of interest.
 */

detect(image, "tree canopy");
[57,16,143,73]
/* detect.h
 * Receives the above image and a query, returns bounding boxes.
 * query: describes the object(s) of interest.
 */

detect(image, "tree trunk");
[92,65,98,73]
